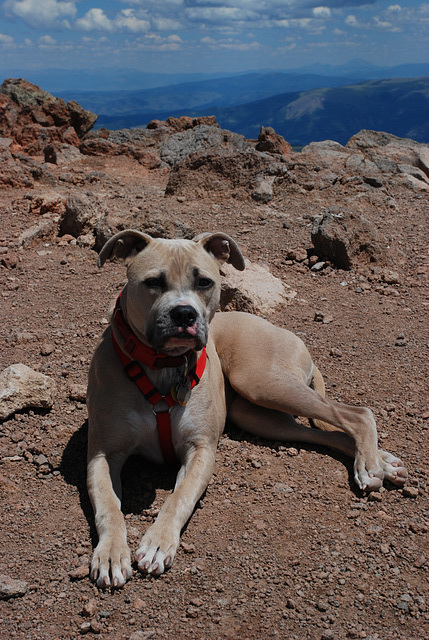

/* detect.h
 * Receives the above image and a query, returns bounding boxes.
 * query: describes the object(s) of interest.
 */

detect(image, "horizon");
[0,1,428,93]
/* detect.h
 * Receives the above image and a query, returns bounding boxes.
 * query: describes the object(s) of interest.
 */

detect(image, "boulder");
[0,364,57,420]
[59,193,107,238]
[220,259,296,314]
[165,147,286,200]
[346,130,429,187]
[161,124,252,166]
[311,210,384,269]
[0,78,97,154]
[0,146,33,188]
[44,143,81,165]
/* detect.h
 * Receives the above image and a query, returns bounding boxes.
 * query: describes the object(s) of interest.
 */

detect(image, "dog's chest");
[125,400,189,465]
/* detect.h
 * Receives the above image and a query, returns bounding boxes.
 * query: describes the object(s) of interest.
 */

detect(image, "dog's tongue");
[162,324,197,351]
[175,324,197,337]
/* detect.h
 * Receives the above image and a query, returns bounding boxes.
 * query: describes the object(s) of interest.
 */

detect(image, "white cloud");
[152,17,183,30]
[185,6,257,23]
[313,7,331,19]
[345,14,360,27]
[76,8,114,32]
[38,34,57,45]
[3,0,76,29]
[0,32,15,46]
[134,33,183,50]
[201,35,259,49]
[115,9,150,33]
[388,4,401,11]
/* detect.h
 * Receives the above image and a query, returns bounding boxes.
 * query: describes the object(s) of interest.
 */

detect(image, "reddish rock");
[256,126,292,159]
[0,78,97,155]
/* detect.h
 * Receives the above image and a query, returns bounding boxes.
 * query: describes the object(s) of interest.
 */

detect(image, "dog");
[86,230,408,589]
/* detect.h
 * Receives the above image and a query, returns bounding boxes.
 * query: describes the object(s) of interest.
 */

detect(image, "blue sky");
[0,1,428,82]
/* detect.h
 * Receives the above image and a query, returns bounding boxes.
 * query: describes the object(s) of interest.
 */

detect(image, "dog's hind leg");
[213,312,407,491]
[228,374,407,491]
[229,393,355,456]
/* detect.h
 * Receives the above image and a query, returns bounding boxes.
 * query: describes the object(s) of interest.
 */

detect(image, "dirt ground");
[0,151,428,640]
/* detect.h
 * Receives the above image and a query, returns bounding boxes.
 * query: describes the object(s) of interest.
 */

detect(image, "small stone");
[80,622,91,634]
[414,554,426,568]
[34,454,49,467]
[311,261,326,272]
[368,492,383,502]
[68,383,87,403]
[129,631,155,640]
[287,447,299,456]
[132,597,145,610]
[402,486,419,498]
[90,620,102,634]
[329,347,342,358]
[314,312,333,323]
[81,599,97,618]
[181,542,195,554]
[69,564,90,580]
[186,606,199,618]
[251,460,261,468]
[0,575,28,599]
[40,343,55,356]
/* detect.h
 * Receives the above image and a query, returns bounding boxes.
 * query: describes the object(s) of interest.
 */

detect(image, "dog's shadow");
[224,419,360,495]
[61,421,178,544]
[61,418,362,545]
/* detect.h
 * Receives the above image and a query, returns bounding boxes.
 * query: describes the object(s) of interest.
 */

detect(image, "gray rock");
[161,124,251,166]
[0,364,57,420]
[60,193,107,238]
[311,210,382,270]
[220,259,296,314]
[252,175,275,203]
[17,214,58,246]
[0,574,28,599]
[44,143,81,165]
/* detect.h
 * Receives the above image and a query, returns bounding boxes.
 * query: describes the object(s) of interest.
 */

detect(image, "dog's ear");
[97,230,152,267]
[194,232,245,271]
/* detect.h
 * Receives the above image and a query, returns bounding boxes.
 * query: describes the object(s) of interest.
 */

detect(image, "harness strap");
[111,329,207,466]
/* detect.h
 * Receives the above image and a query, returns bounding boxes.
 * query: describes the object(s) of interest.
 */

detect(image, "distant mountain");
[58,72,359,120]
[205,78,429,146]
[294,60,429,80]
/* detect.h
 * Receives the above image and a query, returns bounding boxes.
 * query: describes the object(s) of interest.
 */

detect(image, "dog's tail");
[309,365,341,432]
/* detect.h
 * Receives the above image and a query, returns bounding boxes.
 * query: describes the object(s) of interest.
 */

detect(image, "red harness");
[111,296,207,466]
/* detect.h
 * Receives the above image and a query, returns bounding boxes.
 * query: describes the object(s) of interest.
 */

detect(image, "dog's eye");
[197,277,214,290]
[144,277,165,290]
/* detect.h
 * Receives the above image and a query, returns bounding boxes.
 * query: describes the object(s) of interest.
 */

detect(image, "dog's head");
[98,230,244,355]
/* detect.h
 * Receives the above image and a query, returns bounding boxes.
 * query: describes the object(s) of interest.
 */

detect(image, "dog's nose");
[170,305,198,327]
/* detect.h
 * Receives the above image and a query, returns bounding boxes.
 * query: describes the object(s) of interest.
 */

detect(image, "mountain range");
[52,65,429,147]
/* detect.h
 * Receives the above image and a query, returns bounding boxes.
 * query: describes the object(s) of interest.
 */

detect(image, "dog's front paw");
[90,539,133,589]
[135,525,180,576]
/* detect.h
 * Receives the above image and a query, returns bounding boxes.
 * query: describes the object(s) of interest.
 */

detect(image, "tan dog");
[87,230,407,589]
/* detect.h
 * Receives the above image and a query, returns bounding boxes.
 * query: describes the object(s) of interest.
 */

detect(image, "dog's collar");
[112,294,193,370]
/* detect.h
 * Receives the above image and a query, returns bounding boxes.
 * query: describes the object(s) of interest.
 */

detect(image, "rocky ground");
[0,80,428,640]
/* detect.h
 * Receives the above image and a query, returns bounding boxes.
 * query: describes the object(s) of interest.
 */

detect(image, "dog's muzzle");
[147,302,208,351]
